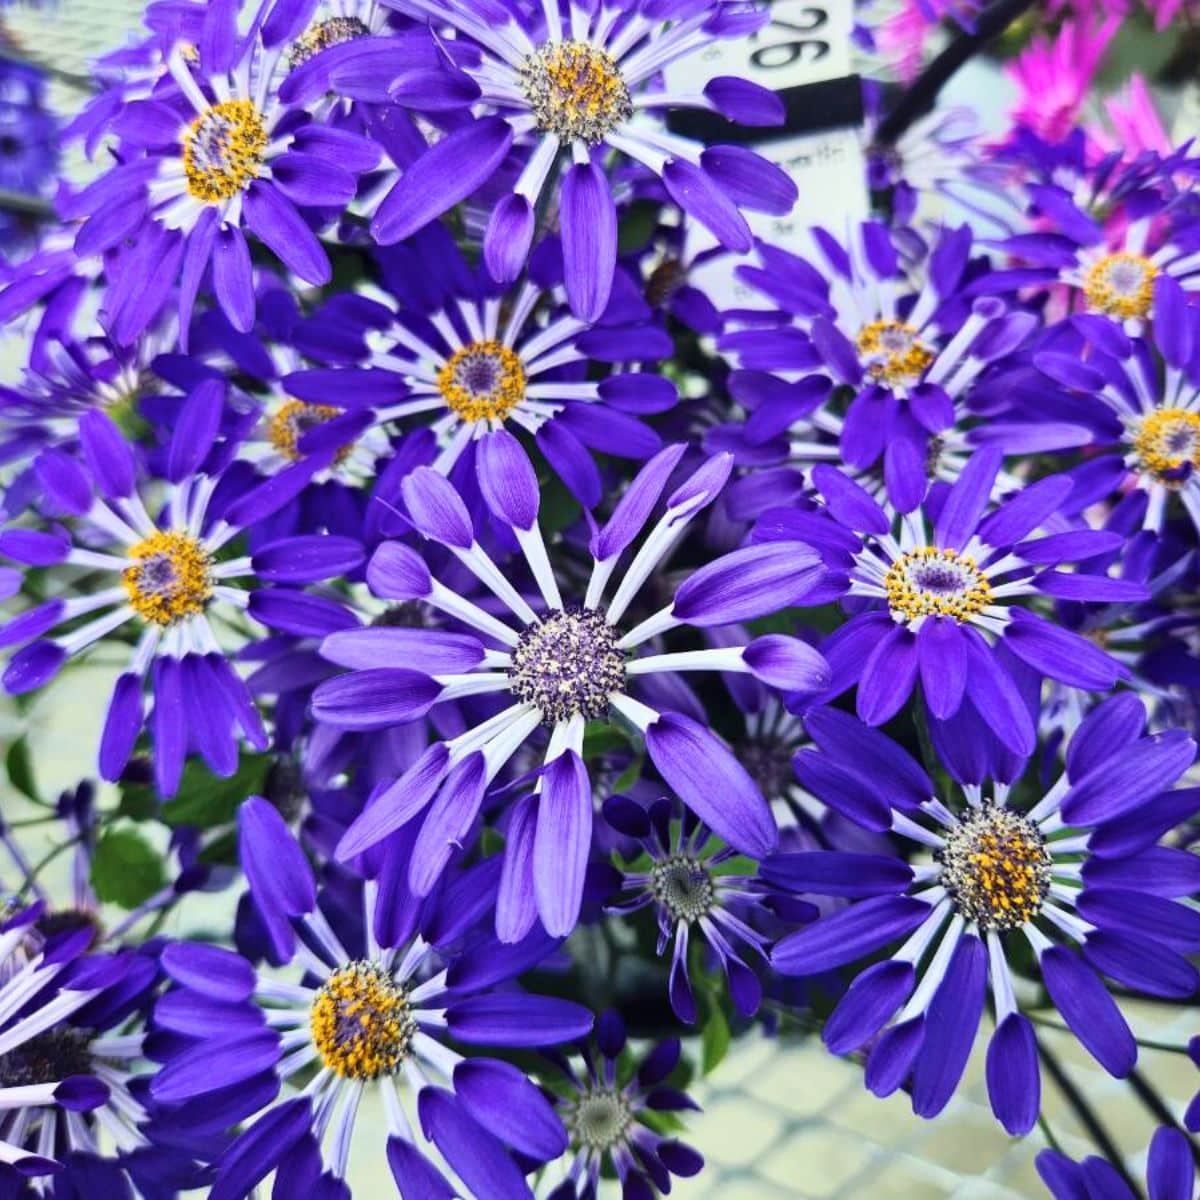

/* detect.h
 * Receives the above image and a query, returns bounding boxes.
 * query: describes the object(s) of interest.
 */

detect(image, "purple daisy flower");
[284,230,676,504]
[0,412,363,795]
[366,0,796,319]
[723,222,1037,510]
[771,696,1200,1134]
[1037,1126,1197,1200]
[754,450,1148,754]
[603,795,817,1024]
[544,1009,703,1200]
[1028,280,1200,537]
[0,905,167,1186]
[995,176,1200,333]
[151,797,590,1200]
[316,440,830,939]
[71,0,380,344]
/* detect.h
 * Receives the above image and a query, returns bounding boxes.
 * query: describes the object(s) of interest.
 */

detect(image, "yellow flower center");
[309,962,416,1081]
[122,531,214,627]
[884,547,993,624]
[939,806,1051,931]
[1083,252,1158,321]
[287,16,370,69]
[183,100,268,203]
[267,399,353,465]
[1131,407,1200,484]
[855,319,935,385]
[519,40,633,144]
[436,339,527,423]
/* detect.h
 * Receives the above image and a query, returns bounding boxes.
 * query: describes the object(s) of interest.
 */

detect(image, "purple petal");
[561,161,617,321]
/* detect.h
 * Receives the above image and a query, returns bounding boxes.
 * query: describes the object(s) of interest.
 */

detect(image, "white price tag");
[665,0,854,91]
[667,0,869,309]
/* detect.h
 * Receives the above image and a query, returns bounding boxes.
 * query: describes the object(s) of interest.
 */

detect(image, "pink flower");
[1005,15,1120,143]
[1090,75,1172,158]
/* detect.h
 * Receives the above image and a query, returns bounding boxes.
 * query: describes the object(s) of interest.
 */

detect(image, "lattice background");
[0,2,1195,1197]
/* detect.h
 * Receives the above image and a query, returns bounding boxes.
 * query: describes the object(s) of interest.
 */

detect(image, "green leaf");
[5,738,38,803]
[159,753,270,830]
[701,1003,731,1075]
[90,827,167,909]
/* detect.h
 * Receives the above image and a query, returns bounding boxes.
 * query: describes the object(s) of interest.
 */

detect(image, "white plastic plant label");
[665,0,870,308]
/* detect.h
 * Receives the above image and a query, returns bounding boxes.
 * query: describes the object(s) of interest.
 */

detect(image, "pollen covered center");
[885,547,992,624]
[122,530,213,627]
[856,319,935,385]
[1131,407,1200,484]
[288,16,370,68]
[267,399,353,464]
[183,99,268,203]
[519,40,633,144]
[938,806,1051,931]
[1084,252,1158,320]
[651,855,715,924]
[437,339,526,423]
[569,1087,634,1152]
[509,606,626,725]
[310,961,416,1081]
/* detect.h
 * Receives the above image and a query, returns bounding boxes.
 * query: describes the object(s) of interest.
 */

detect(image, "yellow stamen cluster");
[122,531,213,627]
[183,100,268,203]
[437,339,527,423]
[855,319,935,385]
[309,962,416,1081]
[1131,407,1200,484]
[287,16,370,68]
[939,806,1051,931]
[267,399,352,464]
[1083,252,1158,321]
[884,547,992,624]
[519,40,633,144]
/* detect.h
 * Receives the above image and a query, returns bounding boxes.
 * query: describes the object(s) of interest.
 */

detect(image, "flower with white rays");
[753,449,1147,755]
[771,695,1200,1136]
[151,798,589,1200]
[315,438,830,941]
[995,175,1200,333]
[285,235,674,502]
[74,3,379,344]
[1030,279,1200,539]
[0,411,363,796]
[725,222,1036,512]
[366,0,796,319]
[0,904,160,1184]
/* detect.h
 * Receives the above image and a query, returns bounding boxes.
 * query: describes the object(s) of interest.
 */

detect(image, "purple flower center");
[509,606,627,725]
[0,1028,94,1087]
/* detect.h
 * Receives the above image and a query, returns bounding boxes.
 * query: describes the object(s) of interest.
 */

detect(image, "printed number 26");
[749,6,830,70]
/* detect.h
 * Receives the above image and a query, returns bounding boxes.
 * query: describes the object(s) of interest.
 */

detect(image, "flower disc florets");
[268,399,353,464]
[937,806,1051,931]
[183,100,268,203]
[884,547,992,624]
[1084,252,1158,320]
[122,531,214,627]
[568,1087,634,1152]
[287,16,370,68]
[856,319,935,385]
[651,854,715,923]
[1131,408,1200,483]
[436,339,526,422]
[509,606,626,724]
[310,961,416,1081]
[518,40,633,144]
[0,1028,94,1086]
